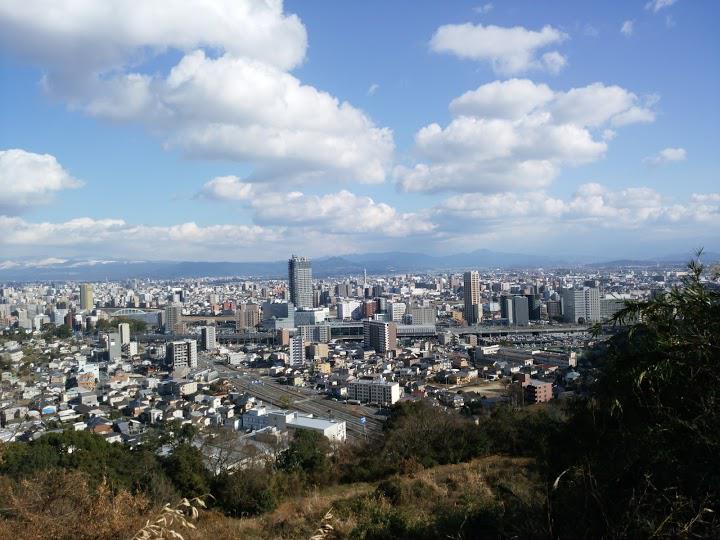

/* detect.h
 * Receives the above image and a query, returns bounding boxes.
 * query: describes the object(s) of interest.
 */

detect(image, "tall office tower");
[288,255,313,309]
[236,302,261,330]
[562,287,601,323]
[546,300,562,320]
[525,294,542,320]
[165,303,184,334]
[166,339,198,370]
[289,334,305,365]
[79,283,94,311]
[584,287,601,323]
[387,301,407,322]
[118,322,131,345]
[200,326,217,351]
[503,296,529,326]
[363,320,397,353]
[362,299,377,318]
[562,289,584,323]
[463,271,481,325]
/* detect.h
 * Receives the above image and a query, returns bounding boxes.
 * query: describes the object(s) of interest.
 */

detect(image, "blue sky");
[0,0,717,262]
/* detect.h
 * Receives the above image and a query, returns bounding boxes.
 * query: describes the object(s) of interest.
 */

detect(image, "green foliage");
[161,443,211,498]
[0,430,167,498]
[212,468,277,517]
[276,429,331,485]
[342,401,490,482]
[550,257,720,537]
[41,324,72,340]
[96,316,147,334]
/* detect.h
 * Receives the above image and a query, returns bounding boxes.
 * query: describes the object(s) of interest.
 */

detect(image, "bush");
[212,468,277,517]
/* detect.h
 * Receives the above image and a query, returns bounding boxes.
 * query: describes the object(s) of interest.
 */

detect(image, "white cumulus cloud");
[0,149,83,213]
[429,23,568,75]
[0,1,393,186]
[643,147,687,165]
[396,79,656,194]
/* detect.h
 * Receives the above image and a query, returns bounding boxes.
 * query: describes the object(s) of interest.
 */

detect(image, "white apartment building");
[347,378,401,406]
[166,339,198,369]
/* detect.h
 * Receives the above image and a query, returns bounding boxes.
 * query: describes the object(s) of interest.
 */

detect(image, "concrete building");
[463,271,481,325]
[363,320,397,353]
[525,380,553,404]
[289,335,305,365]
[288,255,313,309]
[79,283,94,311]
[242,406,346,442]
[562,287,601,323]
[337,299,362,320]
[387,301,407,322]
[347,378,401,406]
[166,339,198,370]
[407,305,437,325]
[502,296,529,326]
[236,302,260,330]
[165,303,184,334]
[299,324,331,344]
[200,326,217,351]
[600,295,629,321]
[118,323,131,345]
[262,300,295,331]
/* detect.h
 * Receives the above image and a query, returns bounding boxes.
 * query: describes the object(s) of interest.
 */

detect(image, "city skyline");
[0,0,718,262]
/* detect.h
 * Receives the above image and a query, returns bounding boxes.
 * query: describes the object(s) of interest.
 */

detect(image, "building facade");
[363,320,397,353]
[463,271,481,325]
[166,339,198,370]
[79,284,94,311]
[288,255,313,309]
[347,378,401,406]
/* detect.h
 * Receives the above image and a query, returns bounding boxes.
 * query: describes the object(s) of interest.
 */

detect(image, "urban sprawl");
[0,256,691,470]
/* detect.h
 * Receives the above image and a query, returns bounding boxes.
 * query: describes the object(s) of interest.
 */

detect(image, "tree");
[162,443,211,498]
[212,468,277,517]
[276,430,331,484]
[550,256,720,537]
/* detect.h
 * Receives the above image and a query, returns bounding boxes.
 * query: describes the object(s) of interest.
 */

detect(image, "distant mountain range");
[0,249,717,282]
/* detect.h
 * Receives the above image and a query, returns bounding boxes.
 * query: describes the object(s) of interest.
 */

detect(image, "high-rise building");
[524,294,542,320]
[502,296,529,326]
[387,301,406,322]
[463,271,481,325]
[600,295,629,321]
[200,326,217,351]
[236,302,260,330]
[165,303,184,334]
[363,320,397,353]
[288,255,313,309]
[546,300,562,320]
[289,334,305,365]
[166,339,197,370]
[79,283,94,311]
[562,287,601,323]
[118,322,131,345]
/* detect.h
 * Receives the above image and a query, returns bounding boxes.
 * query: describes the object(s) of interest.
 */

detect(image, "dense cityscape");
[0,255,700,448]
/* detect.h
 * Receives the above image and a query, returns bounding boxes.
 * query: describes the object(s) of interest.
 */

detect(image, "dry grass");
[185,456,538,540]
[0,469,151,540]
[0,456,538,540]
